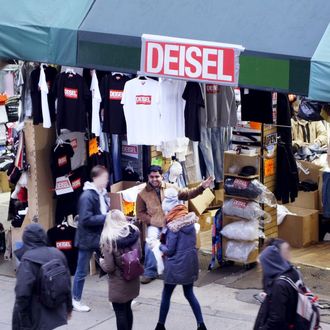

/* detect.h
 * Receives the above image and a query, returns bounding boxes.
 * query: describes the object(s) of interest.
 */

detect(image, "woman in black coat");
[254,240,299,330]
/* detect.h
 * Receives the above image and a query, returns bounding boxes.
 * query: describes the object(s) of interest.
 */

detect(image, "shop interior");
[0,60,329,278]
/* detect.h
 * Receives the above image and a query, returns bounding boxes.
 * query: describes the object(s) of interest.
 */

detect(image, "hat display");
[239,166,257,177]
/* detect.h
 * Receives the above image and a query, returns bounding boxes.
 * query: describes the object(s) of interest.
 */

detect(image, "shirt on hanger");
[202,84,237,128]
[101,73,130,135]
[121,77,161,145]
[30,66,58,125]
[53,72,91,132]
[182,82,205,142]
[58,131,86,171]
[90,70,102,136]
[52,143,74,178]
[159,78,186,141]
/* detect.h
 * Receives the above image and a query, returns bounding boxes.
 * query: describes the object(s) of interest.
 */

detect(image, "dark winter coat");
[100,227,141,303]
[160,212,199,285]
[76,184,109,250]
[12,224,72,330]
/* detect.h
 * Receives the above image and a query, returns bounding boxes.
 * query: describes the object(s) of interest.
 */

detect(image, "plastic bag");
[223,198,271,223]
[298,98,323,121]
[224,178,277,207]
[225,241,257,262]
[277,205,296,225]
[221,220,258,241]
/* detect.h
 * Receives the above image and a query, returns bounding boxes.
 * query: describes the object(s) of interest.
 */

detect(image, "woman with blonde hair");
[99,210,142,330]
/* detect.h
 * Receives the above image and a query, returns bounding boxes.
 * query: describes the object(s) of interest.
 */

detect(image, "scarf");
[165,204,189,223]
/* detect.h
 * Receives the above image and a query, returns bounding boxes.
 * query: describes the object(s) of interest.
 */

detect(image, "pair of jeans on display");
[199,127,232,182]
[143,226,161,279]
[112,134,122,182]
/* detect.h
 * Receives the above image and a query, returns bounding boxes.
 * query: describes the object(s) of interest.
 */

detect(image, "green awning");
[0,0,94,65]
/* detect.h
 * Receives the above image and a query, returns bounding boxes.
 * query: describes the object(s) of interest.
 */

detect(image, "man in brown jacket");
[137,165,212,284]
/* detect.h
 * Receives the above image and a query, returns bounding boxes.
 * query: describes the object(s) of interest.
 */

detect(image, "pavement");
[1,271,330,330]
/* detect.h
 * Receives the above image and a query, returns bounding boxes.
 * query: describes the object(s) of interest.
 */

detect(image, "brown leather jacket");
[136,182,204,228]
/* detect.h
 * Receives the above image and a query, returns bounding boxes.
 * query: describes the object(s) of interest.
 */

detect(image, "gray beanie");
[162,188,180,214]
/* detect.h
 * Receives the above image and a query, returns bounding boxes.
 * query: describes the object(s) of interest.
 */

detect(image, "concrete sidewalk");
[1,274,330,330]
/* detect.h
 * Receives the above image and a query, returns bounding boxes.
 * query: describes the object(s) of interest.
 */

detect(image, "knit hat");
[162,188,180,214]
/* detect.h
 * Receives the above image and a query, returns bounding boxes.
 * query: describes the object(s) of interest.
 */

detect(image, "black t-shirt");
[182,82,205,141]
[52,143,74,178]
[240,89,273,124]
[47,224,78,275]
[101,74,130,134]
[30,66,58,125]
[53,72,91,132]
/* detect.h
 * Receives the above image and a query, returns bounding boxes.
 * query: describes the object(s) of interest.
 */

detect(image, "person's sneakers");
[72,299,91,312]
[155,323,166,330]
[140,276,156,284]
[197,323,207,330]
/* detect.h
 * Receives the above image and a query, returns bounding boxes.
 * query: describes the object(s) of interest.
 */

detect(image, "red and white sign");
[135,95,152,105]
[58,156,68,167]
[64,88,78,99]
[71,178,82,190]
[55,176,73,196]
[140,34,244,86]
[122,143,139,159]
[109,90,123,100]
[70,138,78,149]
[56,240,73,250]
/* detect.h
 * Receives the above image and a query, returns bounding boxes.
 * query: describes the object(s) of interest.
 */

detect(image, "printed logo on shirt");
[56,240,73,250]
[71,178,82,190]
[206,84,220,94]
[56,179,71,190]
[70,138,78,149]
[233,179,249,190]
[58,156,68,167]
[64,88,78,99]
[136,95,152,105]
[109,90,123,101]
[233,199,248,209]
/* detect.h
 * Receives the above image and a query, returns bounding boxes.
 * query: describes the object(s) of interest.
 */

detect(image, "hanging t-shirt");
[182,82,204,142]
[159,78,186,141]
[30,66,58,125]
[202,84,237,128]
[101,73,131,135]
[47,224,78,275]
[53,72,91,132]
[52,143,74,178]
[59,131,86,170]
[240,89,273,124]
[121,78,161,145]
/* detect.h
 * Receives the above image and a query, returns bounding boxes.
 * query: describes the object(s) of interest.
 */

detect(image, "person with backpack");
[12,223,72,330]
[99,209,142,330]
[155,188,207,330]
[72,165,109,312]
[254,239,320,330]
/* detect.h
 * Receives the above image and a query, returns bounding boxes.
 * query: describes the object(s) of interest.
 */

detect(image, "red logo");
[71,178,82,190]
[233,179,249,190]
[56,240,72,250]
[58,156,68,167]
[64,88,78,99]
[233,199,248,209]
[122,145,138,155]
[109,90,123,100]
[56,179,71,190]
[70,138,78,149]
[206,84,220,94]
[136,95,152,105]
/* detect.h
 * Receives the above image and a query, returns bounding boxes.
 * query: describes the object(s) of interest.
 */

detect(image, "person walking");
[155,188,207,330]
[99,210,142,330]
[13,223,72,330]
[254,239,299,330]
[136,165,212,284]
[72,165,109,312]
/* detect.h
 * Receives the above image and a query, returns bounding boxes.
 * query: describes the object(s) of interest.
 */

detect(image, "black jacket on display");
[13,224,72,330]
[75,183,108,250]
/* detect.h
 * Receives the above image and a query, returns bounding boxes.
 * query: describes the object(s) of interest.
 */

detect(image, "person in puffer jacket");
[154,188,207,330]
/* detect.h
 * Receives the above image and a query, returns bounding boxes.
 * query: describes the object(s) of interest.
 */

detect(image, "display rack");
[222,151,261,266]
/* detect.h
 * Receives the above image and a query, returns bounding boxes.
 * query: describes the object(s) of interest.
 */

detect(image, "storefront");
[0,0,330,274]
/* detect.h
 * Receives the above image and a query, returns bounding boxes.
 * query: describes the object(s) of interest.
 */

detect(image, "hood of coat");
[83,181,107,196]
[15,223,48,260]
[167,212,198,233]
[116,226,140,250]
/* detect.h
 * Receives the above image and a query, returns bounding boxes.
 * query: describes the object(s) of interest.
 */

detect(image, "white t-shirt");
[121,78,161,145]
[159,78,186,141]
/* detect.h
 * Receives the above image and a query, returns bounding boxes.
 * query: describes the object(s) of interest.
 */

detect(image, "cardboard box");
[288,190,319,210]
[189,188,215,215]
[199,212,213,232]
[0,172,10,192]
[213,188,224,206]
[278,206,319,248]
[109,181,145,215]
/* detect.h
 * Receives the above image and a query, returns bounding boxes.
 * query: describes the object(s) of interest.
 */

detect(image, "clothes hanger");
[65,67,76,77]
[125,161,134,172]
[137,75,148,80]
[54,137,72,152]
[112,72,124,76]
[57,217,69,228]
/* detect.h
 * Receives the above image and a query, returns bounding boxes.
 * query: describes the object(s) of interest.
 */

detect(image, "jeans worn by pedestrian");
[143,226,161,279]
[112,300,133,330]
[323,172,330,218]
